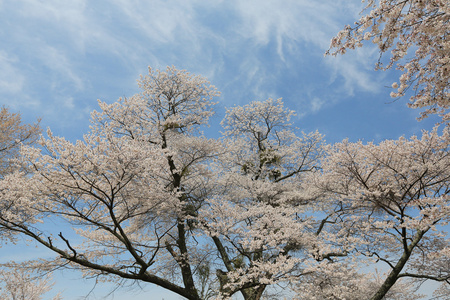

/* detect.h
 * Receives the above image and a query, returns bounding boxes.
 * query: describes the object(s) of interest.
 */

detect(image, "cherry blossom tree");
[0,106,45,271]
[0,268,61,300]
[0,66,448,299]
[0,67,327,300]
[308,127,450,300]
[0,66,221,300]
[0,107,41,177]
[201,99,326,299]
[327,0,450,123]
[293,263,425,300]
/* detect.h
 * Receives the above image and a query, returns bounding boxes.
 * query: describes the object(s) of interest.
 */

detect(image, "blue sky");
[0,1,441,299]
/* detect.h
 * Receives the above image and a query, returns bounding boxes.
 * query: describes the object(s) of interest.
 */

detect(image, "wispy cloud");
[325,49,383,97]
[232,0,361,55]
[36,44,84,91]
[310,97,325,112]
[0,0,386,131]
[0,51,25,95]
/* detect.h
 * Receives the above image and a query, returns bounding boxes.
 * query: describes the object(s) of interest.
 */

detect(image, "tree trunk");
[370,229,426,300]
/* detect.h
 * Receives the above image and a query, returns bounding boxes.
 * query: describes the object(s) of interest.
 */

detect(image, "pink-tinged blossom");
[200,99,327,298]
[0,67,448,300]
[0,268,61,300]
[308,126,450,300]
[0,67,221,300]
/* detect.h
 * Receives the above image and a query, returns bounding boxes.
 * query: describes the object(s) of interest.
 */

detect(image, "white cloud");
[310,97,324,112]
[111,0,199,43]
[325,45,383,96]
[36,45,84,91]
[62,96,75,109]
[0,51,25,94]
[233,0,361,54]
[234,1,387,91]
[0,0,386,125]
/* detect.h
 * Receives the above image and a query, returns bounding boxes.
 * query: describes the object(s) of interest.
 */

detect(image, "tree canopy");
[0,107,40,177]
[0,67,448,299]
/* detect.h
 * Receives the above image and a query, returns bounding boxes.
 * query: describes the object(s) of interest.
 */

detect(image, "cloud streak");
[0,0,387,132]
[0,51,25,95]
